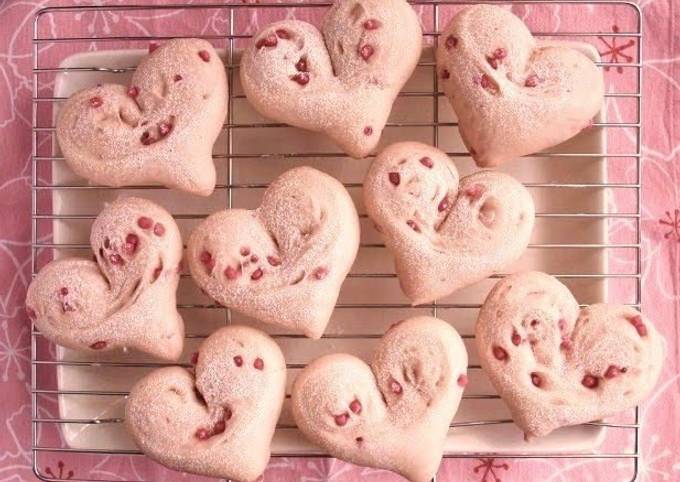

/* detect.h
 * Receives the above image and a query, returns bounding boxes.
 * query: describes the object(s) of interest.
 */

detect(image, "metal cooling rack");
[31,1,643,481]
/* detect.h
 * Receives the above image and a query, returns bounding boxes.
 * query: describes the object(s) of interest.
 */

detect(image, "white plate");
[52,44,607,456]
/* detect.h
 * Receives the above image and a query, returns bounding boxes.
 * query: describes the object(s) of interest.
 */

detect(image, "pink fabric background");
[1,0,678,481]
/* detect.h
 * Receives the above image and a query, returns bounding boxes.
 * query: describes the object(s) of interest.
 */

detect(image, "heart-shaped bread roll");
[56,38,227,196]
[25,197,184,360]
[187,166,360,339]
[364,142,535,305]
[240,0,422,158]
[476,271,664,439]
[125,325,286,481]
[292,316,468,482]
[436,5,604,167]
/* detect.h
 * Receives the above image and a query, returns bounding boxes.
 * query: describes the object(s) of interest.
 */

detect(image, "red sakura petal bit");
[127,86,139,98]
[492,345,508,361]
[480,73,492,89]
[109,253,125,266]
[406,220,420,232]
[240,246,251,257]
[190,351,199,365]
[419,157,434,168]
[251,268,264,281]
[445,35,458,50]
[224,265,239,280]
[90,341,107,350]
[198,50,210,62]
[560,337,572,351]
[530,372,542,387]
[174,74,183,82]
[267,255,281,267]
[140,131,156,146]
[312,266,328,280]
[493,48,507,59]
[158,121,173,137]
[363,126,373,136]
[199,250,214,272]
[581,374,599,389]
[363,19,381,30]
[291,72,310,86]
[438,196,450,212]
[295,57,308,72]
[254,357,264,370]
[275,29,290,39]
[465,184,486,201]
[349,399,362,414]
[124,233,139,255]
[388,172,401,186]
[487,56,499,70]
[256,34,278,49]
[334,413,349,426]
[390,378,403,394]
[629,315,648,337]
[358,44,375,61]
[148,42,159,53]
[525,74,540,88]
[441,69,451,80]
[89,96,103,108]
[511,331,522,346]
[457,374,468,387]
[153,222,165,237]
[59,287,69,296]
[250,254,258,263]
[195,428,210,440]
[233,355,243,367]
[137,216,153,229]
[604,365,627,379]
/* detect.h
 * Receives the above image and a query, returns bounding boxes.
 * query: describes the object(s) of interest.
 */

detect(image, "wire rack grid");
[31,1,643,481]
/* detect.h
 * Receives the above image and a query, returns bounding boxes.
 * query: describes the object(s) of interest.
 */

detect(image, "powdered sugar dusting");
[476,271,665,439]
[56,38,227,195]
[363,142,535,305]
[240,0,422,159]
[291,316,467,482]
[125,325,286,480]
[25,197,184,361]
[187,166,360,339]
[435,5,604,167]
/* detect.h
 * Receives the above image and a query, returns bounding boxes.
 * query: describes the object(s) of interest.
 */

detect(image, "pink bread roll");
[292,316,468,482]
[25,197,184,360]
[56,38,227,196]
[187,166,360,339]
[240,0,422,159]
[476,271,664,439]
[125,325,286,481]
[364,142,535,305]
[436,5,604,167]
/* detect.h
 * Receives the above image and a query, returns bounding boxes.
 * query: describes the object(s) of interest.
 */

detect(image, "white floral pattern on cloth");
[1,1,678,481]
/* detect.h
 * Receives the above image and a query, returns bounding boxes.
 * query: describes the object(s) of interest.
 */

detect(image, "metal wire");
[31,1,643,481]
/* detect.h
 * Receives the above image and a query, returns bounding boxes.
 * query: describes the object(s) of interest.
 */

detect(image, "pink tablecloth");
[1,1,678,481]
